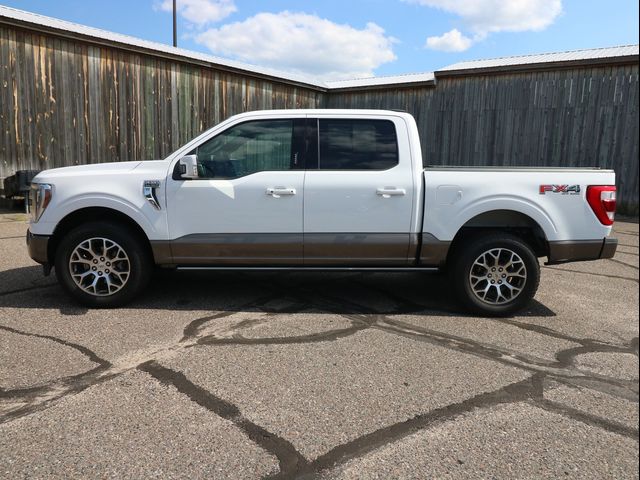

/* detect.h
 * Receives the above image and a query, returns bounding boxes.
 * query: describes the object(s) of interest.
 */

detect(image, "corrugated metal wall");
[0,22,638,214]
[326,66,640,215]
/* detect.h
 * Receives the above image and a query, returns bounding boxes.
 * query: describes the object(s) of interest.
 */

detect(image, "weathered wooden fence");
[0,25,322,176]
[0,19,638,214]
[326,65,640,215]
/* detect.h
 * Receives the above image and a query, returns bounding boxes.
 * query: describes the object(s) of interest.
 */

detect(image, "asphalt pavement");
[0,213,638,479]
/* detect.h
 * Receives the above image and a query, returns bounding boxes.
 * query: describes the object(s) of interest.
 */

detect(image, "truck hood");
[33,160,167,182]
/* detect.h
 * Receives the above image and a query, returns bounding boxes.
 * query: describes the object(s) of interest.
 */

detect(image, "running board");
[175,266,440,272]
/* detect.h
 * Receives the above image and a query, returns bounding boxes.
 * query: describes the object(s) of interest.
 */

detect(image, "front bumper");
[26,229,50,264]
[547,238,618,265]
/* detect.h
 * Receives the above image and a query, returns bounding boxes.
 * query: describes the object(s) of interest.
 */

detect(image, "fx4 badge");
[539,184,581,195]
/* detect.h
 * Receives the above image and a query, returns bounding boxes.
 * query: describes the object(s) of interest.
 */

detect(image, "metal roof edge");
[436,46,640,78]
[0,5,329,91]
[1,6,638,93]
[436,56,639,78]
[328,80,437,92]
[326,72,436,91]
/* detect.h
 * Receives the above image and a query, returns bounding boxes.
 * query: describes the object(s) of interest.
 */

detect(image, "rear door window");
[318,119,399,170]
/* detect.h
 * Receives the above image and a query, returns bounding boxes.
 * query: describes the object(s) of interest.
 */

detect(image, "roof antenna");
[172,0,177,47]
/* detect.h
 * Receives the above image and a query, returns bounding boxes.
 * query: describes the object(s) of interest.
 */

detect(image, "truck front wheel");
[54,222,152,307]
[450,233,540,317]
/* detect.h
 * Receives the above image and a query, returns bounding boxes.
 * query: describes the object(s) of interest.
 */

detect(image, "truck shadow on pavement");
[0,265,556,318]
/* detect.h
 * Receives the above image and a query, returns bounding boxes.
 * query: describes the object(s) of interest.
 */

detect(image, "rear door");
[303,115,415,266]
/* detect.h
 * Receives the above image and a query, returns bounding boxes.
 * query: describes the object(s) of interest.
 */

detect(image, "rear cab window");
[316,119,399,170]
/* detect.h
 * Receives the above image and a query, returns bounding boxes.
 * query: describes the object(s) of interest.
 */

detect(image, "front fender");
[31,193,166,240]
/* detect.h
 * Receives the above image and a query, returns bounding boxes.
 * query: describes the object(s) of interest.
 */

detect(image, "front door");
[166,118,305,265]
[303,116,415,265]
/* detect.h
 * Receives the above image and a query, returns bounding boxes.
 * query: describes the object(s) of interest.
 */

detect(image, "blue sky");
[2,0,638,80]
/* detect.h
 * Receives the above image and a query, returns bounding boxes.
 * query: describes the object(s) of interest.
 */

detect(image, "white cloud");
[409,0,562,34]
[159,0,236,26]
[425,28,473,51]
[409,0,562,51]
[196,12,397,79]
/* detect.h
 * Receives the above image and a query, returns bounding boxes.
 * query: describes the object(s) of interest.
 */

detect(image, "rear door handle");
[266,187,296,198]
[376,187,406,198]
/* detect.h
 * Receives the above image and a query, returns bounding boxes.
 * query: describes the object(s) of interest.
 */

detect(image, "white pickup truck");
[26,109,618,316]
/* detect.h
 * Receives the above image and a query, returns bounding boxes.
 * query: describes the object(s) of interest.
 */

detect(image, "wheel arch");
[447,209,550,262]
[48,207,154,265]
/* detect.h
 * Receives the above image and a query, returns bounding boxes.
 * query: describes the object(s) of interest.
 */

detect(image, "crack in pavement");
[318,283,638,390]
[607,258,639,270]
[1,272,638,478]
[138,360,307,478]
[543,266,639,283]
[376,318,638,396]
[0,325,113,423]
[248,282,636,392]
[196,321,369,347]
[192,280,639,402]
[181,311,243,343]
[489,317,605,345]
[0,325,109,369]
[537,398,639,439]
[270,376,543,479]
[171,280,640,476]
[179,291,312,343]
[271,374,638,478]
[0,283,57,297]
[0,291,290,423]
[555,340,639,367]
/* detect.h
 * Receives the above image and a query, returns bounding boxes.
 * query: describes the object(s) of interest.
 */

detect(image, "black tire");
[54,221,152,308]
[449,232,540,317]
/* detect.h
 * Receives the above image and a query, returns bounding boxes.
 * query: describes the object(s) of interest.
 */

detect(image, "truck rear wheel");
[54,221,152,308]
[450,232,540,317]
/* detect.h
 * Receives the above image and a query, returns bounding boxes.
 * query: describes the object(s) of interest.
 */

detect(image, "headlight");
[30,183,53,222]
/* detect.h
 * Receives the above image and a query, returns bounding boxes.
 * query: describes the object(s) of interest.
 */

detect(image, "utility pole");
[172,0,177,47]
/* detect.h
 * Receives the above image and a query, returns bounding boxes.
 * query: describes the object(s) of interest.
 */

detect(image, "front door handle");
[376,187,406,198]
[266,187,296,198]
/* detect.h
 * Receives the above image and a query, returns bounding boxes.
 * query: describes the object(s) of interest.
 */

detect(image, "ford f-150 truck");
[26,110,618,316]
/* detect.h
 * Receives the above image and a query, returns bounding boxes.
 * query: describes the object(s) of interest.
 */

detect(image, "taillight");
[587,185,616,226]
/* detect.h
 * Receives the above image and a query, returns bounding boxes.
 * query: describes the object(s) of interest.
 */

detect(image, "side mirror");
[178,155,199,179]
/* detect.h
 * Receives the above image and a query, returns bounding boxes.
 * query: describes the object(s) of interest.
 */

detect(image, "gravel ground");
[0,215,638,479]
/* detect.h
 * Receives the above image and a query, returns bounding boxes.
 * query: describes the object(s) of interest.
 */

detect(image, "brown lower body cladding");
[27,229,618,269]
[547,238,618,264]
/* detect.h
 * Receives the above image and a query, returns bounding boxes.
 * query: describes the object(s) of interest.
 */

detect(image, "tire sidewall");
[453,234,540,317]
[55,222,150,307]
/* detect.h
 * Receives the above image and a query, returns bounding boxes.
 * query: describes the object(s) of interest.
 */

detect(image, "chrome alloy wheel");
[469,248,527,305]
[68,237,130,296]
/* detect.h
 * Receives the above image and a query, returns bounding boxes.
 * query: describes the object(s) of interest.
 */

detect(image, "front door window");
[194,120,296,179]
